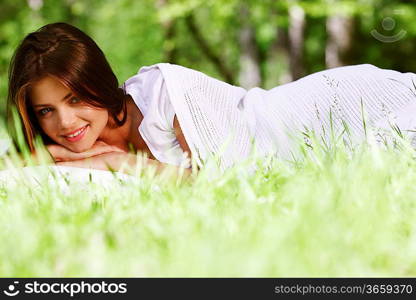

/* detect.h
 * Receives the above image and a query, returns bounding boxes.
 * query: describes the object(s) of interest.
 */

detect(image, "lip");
[63,125,88,142]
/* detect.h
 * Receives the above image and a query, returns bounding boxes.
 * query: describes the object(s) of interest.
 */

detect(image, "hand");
[55,151,141,174]
[56,151,193,180]
[56,151,128,170]
[47,140,125,162]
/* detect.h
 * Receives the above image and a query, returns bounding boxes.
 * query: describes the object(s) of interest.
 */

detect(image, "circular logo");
[371,16,406,43]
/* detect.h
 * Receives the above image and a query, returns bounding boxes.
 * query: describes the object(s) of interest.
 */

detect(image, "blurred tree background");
[0,0,415,117]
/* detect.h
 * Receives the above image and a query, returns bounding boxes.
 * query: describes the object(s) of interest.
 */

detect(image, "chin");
[66,142,92,153]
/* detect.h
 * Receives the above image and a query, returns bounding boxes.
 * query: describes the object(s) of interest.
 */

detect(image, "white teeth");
[67,126,85,138]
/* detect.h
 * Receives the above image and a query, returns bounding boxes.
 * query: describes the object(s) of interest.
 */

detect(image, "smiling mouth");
[63,125,88,142]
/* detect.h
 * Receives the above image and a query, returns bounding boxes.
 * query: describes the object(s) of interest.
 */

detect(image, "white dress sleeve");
[122,67,191,168]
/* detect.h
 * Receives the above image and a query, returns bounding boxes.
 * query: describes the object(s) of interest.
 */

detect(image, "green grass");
[0,125,416,277]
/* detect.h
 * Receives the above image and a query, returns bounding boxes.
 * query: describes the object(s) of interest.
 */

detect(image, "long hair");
[7,22,128,152]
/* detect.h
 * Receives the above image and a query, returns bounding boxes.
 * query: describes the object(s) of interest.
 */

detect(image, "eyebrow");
[33,92,73,107]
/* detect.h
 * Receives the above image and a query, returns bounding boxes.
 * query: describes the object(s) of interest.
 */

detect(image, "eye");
[70,97,81,104]
[38,107,52,116]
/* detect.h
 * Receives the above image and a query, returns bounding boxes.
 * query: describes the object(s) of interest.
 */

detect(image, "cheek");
[37,118,54,136]
[83,108,109,128]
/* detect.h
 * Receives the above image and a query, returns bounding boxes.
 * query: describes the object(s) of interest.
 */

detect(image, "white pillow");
[0,165,137,193]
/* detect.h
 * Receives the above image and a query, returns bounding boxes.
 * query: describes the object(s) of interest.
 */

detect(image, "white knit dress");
[249,64,416,161]
[139,63,416,170]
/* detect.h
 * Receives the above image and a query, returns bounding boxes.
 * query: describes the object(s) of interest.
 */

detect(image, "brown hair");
[7,22,128,152]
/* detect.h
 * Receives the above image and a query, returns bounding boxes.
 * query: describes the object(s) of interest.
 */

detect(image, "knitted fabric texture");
[145,63,416,171]
[155,63,254,171]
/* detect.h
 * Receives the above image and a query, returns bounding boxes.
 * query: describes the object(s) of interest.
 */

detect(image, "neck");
[99,95,154,158]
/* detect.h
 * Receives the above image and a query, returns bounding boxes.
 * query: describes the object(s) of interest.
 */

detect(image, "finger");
[85,146,117,156]
[93,140,109,147]
[68,146,118,160]
[111,146,126,153]
[52,142,124,162]
[47,145,66,160]
[48,144,86,162]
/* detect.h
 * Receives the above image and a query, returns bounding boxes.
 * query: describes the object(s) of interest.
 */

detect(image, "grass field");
[0,126,416,277]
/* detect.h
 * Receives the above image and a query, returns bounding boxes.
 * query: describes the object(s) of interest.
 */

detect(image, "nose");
[57,107,77,131]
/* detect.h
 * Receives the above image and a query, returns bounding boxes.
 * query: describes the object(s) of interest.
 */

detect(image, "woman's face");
[29,76,109,153]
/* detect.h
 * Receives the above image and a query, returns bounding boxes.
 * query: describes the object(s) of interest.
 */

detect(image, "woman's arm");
[32,140,193,180]
[28,140,125,165]
[56,151,192,180]
[173,115,201,172]
[173,114,192,159]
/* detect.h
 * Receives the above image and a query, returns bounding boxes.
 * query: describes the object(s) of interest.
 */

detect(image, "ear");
[109,98,128,128]
[107,110,119,129]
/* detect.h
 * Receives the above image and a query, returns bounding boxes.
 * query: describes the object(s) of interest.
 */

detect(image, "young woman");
[7,22,416,174]
[7,22,193,176]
